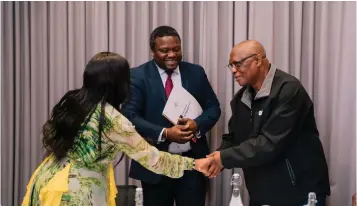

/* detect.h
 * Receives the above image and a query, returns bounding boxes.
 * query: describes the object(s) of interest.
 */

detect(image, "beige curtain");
[1,1,355,206]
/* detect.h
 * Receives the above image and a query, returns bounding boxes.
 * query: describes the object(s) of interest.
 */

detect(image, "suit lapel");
[148,60,167,102]
[179,62,189,91]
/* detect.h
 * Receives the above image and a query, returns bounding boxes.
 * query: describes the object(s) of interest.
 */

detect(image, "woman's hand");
[194,158,213,176]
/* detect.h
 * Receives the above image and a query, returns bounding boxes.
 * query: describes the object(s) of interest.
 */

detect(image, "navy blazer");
[122,60,221,184]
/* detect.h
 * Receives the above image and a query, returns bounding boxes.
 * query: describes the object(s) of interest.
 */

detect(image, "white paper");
[162,86,202,124]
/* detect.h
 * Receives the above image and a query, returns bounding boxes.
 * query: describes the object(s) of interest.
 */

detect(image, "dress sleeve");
[105,109,194,179]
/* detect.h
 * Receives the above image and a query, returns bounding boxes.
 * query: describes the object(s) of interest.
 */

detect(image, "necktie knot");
[165,70,173,76]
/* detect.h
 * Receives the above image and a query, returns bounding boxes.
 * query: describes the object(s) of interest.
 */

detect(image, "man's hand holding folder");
[162,86,202,144]
[177,115,198,143]
[163,123,193,144]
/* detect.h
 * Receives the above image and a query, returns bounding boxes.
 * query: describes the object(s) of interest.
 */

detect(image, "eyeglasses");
[226,54,258,70]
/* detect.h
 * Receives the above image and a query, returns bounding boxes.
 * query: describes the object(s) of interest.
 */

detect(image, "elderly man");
[206,40,330,206]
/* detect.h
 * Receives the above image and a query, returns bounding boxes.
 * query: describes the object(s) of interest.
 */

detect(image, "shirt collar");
[155,62,180,75]
[241,64,277,109]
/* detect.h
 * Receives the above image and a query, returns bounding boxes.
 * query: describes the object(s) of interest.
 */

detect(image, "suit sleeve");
[121,69,164,143]
[220,82,310,169]
[194,67,221,135]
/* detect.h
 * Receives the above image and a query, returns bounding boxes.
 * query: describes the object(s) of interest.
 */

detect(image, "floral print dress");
[22,104,194,206]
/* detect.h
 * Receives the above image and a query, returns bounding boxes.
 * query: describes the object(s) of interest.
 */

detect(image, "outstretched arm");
[106,109,195,178]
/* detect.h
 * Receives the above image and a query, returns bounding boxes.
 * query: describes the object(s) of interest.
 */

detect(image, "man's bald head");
[230,40,266,59]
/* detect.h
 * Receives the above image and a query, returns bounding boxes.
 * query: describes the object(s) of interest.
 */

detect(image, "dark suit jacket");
[122,60,221,184]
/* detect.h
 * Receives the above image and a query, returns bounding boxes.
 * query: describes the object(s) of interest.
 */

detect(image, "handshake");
[166,117,224,178]
[194,151,223,178]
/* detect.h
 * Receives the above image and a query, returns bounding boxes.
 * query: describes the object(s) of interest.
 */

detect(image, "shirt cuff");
[196,130,201,139]
[184,157,195,171]
[157,128,166,144]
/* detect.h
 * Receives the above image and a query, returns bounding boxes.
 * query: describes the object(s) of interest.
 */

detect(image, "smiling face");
[228,40,267,87]
[151,36,182,70]
[229,51,260,86]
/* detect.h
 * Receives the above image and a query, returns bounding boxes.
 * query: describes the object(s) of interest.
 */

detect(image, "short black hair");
[150,25,181,51]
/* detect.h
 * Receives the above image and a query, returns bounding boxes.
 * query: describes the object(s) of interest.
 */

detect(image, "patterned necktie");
[165,70,173,98]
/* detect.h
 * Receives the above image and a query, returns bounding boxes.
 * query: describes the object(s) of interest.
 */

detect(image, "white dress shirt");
[156,64,200,154]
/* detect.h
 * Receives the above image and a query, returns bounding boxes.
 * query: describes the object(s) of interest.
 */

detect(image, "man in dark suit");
[122,26,221,206]
[206,40,330,206]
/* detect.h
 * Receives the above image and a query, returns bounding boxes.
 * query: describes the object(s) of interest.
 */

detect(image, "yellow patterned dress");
[22,103,194,206]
